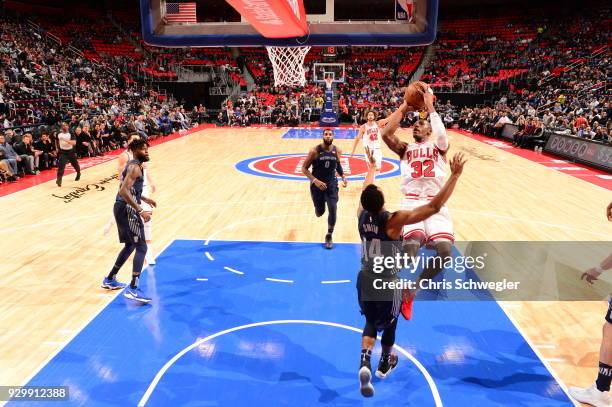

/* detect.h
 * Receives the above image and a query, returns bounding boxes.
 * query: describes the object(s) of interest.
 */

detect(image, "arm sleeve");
[336,160,344,177]
[430,112,449,151]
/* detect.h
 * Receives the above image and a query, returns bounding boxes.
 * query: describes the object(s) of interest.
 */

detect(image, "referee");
[56,122,81,187]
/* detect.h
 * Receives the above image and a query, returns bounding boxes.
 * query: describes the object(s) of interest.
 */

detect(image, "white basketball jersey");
[400,141,447,198]
[362,122,381,149]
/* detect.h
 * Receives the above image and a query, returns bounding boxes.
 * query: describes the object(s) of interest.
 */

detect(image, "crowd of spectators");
[0,19,197,186]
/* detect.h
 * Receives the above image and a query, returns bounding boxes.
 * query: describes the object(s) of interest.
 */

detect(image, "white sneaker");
[569,384,611,407]
[146,253,156,265]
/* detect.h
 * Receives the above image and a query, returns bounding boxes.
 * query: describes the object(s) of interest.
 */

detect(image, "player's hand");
[313,179,327,190]
[607,201,612,221]
[399,101,413,114]
[141,212,152,222]
[581,267,602,284]
[423,86,436,113]
[449,152,467,176]
[342,176,347,188]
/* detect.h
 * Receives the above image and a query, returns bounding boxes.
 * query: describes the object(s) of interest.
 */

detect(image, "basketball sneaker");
[101,278,127,290]
[359,353,374,398]
[325,233,333,249]
[123,287,152,304]
[376,353,399,379]
[569,384,611,407]
[401,290,415,320]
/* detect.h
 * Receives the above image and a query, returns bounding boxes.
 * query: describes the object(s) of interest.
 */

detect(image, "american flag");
[165,2,197,23]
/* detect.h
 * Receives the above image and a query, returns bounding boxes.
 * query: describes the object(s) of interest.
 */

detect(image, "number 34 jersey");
[400,140,447,199]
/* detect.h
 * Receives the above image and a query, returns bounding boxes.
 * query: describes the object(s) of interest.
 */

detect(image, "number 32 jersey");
[400,140,447,199]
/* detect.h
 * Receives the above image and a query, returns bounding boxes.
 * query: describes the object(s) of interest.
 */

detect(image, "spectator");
[34,133,57,170]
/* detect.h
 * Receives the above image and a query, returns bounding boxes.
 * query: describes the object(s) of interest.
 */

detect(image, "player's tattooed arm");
[350,125,364,156]
[335,147,347,187]
[385,153,466,239]
[119,164,151,222]
[302,148,326,190]
[381,102,410,157]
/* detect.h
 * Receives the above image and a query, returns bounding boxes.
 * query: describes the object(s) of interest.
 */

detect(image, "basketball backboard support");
[140,0,438,47]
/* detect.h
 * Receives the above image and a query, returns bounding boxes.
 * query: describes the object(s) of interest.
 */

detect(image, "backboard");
[140,0,438,47]
[313,63,345,83]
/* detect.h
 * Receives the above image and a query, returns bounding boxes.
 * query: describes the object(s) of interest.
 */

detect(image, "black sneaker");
[75,173,81,181]
[375,353,398,379]
[324,233,333,249]
[359,360,374,397]
[56,179,62,187]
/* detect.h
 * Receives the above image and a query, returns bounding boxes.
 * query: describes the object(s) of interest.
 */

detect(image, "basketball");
[404,81,430,110]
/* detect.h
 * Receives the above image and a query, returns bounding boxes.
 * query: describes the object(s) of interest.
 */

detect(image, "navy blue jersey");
[116,159,144,204]
[358,210,402,277]
[311,144,339,185]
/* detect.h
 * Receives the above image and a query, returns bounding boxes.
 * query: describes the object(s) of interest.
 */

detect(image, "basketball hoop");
[324,76,334,90]
[266,46,311,87]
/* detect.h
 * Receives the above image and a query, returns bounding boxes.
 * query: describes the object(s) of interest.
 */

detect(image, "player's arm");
[350,126,364,156]
[385,153,466,239]
[377,117,390,128]
[607,201,612,221]
[381,101,410,157]
[357,149,377,217]
[335,147,347,187]
[302,148,326,190]
[424,90,449,152]
[582,253,612,284]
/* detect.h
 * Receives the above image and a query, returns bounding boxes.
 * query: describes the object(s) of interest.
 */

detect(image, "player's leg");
[569,301,612,406]
[323,185,338,249]
[56,152,67,186]
[123,211,151,304]
[357,273,376,397]
[141,201,155,264]
[102,202,132,289]
[399,198,426,320]
[69,150,81,181]
[144,218,155,264]
[377,287,401,379]
[373,148,383,173]
[310,184,326,217]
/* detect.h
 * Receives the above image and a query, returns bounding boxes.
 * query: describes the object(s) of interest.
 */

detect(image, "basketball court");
[1,0,611,405]
[1,125,610,406]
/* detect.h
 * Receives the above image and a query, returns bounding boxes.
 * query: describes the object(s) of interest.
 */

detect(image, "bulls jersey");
[400,141,447,198]
[362,121,382,150]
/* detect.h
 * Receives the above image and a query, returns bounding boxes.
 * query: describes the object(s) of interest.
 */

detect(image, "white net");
[266,46,311,87]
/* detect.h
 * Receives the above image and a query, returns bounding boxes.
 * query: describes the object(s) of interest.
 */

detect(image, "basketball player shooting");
[101,138,155,304]
[302,129,347,249]
[350,110,390,176]
[381,84,454,319]
[357,140,466,397]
